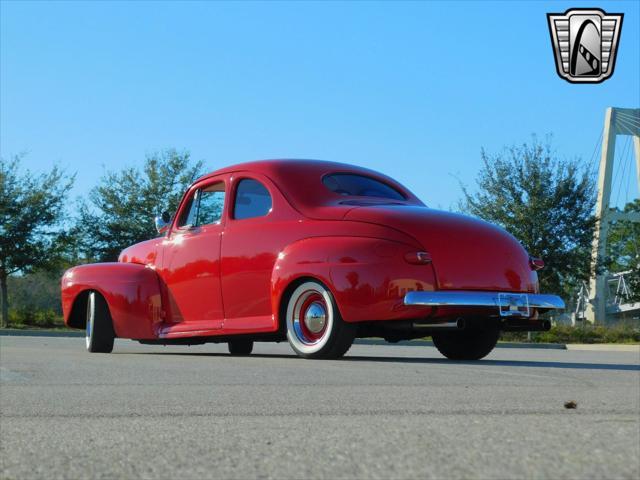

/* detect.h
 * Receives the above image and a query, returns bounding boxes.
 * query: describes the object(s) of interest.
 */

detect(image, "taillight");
[530,257,545,271]
[404,251,432,265]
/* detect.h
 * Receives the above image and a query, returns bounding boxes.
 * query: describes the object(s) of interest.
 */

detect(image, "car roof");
[195,159,423,219]
[196,159,380,181]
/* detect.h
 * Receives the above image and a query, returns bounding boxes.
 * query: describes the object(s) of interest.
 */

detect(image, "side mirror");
[155,211,171,234]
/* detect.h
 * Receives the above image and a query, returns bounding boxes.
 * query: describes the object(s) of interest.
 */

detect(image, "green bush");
[8,307,64,328]
[5,271,66,328]
[501,324,640,344]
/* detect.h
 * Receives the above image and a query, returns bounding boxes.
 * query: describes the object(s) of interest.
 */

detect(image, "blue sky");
[1,0,638,211]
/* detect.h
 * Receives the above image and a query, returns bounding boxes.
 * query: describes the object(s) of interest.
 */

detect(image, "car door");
[220,174,296,333]
[158,177,227,333]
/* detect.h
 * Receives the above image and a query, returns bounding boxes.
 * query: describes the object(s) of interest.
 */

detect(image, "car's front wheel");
[285,280,356,359]
[432,326,499,360]
[85,291,115,353]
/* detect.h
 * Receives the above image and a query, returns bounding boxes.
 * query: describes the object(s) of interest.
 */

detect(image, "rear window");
[322,173,405,200]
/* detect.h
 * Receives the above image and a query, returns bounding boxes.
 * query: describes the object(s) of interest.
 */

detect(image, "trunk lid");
[345,205,537,293]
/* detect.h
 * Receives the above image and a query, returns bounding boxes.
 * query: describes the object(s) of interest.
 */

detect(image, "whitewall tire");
[285,281,356,359]
[85,291,115,353]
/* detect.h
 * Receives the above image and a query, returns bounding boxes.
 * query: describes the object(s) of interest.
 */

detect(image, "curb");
[0,329,83,338]
[2,331,637,352]
[2,331,564,348]
[566,344,640,352]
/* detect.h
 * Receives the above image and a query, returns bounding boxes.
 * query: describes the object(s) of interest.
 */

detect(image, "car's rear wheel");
[432,326,499,360]
[228,339,253,356]
[285,280,356,359]
[85,291,115,353]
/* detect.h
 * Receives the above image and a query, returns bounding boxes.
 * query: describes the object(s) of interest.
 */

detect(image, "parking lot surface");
[1,336,639,479]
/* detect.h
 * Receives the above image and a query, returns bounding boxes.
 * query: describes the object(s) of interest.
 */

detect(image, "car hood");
[344,205,537,292]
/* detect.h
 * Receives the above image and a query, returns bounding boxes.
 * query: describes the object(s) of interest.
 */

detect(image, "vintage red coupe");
[61,159,564,359]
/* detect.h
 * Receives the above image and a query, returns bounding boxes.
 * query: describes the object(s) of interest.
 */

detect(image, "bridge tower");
[586,107,640,323]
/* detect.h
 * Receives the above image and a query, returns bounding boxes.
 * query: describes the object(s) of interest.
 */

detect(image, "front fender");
[61,263,162,339]
[271,237,436,325]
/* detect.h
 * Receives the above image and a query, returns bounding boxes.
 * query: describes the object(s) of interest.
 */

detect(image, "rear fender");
[271,238,335,330]
[61,263,162,339]
[271,237,436,326]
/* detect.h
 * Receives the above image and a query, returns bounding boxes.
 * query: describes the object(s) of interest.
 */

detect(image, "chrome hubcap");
[288,286,333,348]
[304,301,327,334]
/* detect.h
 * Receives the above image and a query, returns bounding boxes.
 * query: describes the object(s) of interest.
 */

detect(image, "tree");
[606,199,640,302]
[460,138,596,299]
[76,149,204,262]
[0,156,74,327]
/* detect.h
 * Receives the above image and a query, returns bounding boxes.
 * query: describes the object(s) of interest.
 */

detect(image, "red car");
[61,159,564,360]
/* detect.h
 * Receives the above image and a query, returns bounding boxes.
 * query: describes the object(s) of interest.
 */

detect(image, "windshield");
[322,173,406,200]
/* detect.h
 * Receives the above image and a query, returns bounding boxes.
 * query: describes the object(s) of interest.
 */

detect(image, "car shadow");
[343,356,640,371]
[116,351,640,371]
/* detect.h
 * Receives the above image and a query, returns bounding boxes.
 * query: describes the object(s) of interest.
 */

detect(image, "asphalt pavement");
[1,336,639,480]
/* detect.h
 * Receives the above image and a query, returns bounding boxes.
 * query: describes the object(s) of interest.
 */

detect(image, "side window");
[197,184,225,226]
[177,192,198,228]
[233,179,272,220]
[176,182,225,228]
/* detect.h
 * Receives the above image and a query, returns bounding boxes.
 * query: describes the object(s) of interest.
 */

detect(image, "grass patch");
[2,324,75,332]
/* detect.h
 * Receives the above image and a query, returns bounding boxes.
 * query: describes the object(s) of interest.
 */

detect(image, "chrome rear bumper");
[403,291,565,312]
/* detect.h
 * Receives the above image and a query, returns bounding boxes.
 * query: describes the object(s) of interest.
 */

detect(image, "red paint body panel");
[61,159,542,341]
[270,236,435,324]
[158,223,225,329]
[345,206,538,293]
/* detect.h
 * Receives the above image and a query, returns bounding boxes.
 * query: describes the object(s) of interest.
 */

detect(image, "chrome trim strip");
[403,291,565,310]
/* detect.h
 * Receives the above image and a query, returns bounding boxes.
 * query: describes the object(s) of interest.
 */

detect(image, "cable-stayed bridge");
[581,107,639,323]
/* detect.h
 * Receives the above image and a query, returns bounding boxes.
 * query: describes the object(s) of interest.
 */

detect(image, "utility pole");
[586,107,640,324]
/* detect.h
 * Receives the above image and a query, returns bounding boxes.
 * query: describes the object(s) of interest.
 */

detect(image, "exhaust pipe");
[501,319,551,332]
[412,318,466,330]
